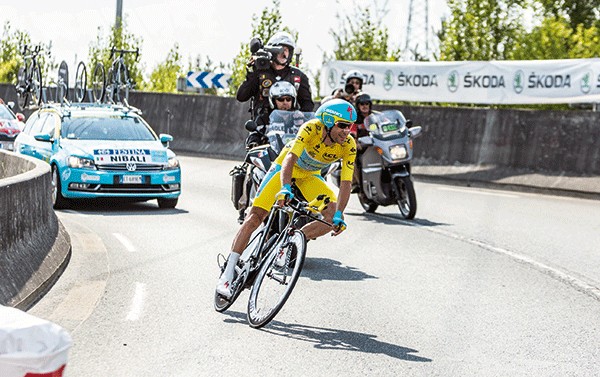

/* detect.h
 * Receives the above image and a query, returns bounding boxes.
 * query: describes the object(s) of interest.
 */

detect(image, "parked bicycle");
[90,47,138,104]
[15,45,44,110]
[215,190,332,328]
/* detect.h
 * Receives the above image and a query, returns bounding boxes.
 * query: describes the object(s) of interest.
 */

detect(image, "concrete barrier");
[0,150,71,309]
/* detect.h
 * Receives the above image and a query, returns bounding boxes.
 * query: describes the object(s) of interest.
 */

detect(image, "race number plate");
[120,175,143,184]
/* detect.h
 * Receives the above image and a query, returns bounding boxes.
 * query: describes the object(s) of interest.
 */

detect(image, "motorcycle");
[329,109,422,219]
[230,110,315,223]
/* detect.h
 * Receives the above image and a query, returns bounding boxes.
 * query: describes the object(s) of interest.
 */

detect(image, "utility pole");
[116,0,123,29]
[404,0,430,61]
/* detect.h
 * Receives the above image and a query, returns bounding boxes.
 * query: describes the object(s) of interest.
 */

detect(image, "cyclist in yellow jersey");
[217,99,357,298]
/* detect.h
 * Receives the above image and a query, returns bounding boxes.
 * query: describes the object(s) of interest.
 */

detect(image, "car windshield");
[0,105,14,119]
[61,115,156,141]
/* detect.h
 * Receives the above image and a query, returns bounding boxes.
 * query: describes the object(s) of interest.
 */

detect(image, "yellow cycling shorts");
[252,164,337,211]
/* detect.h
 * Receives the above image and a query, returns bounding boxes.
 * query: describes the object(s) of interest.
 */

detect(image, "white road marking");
[126,282,147,321]
[436,186,519,198]
[50,280,106,322]
[113,232,136,252]
[360,211,600,302]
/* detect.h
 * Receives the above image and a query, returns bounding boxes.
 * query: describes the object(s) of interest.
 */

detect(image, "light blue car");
[14,103,181,209]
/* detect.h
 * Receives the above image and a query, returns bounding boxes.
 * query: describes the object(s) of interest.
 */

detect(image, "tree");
[145,44,183,93]
[88,17,144,90]
[438,0,527,61]
[537,0,600,30]
[327,5,401,62]
[0,22,30,84]
[227,0,296,96]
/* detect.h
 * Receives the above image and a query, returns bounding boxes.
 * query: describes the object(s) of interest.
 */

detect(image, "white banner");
[320,59,600,104]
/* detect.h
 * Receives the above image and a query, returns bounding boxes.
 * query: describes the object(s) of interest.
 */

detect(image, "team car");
[14,103,181,209]
[0,99,25,151]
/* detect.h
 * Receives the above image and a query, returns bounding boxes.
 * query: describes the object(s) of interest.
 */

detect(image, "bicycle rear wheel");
[247,229,306,328]
[114,62,129,104]
[74,62,87,102]
[91,63,105,103]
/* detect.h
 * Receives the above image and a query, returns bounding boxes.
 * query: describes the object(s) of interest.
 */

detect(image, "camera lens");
[344,83,355,95]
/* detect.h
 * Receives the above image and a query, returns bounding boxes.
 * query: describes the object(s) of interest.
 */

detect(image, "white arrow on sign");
[186,71,231,89]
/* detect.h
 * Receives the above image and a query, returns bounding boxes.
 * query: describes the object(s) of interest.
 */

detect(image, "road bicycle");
[107,47,138,104]
[215,191,332,328]
[15,45,44,110]
[73,61,87,102]
[89,47,138,104]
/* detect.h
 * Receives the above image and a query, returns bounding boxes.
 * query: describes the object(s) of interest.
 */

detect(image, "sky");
[0,0,450,82]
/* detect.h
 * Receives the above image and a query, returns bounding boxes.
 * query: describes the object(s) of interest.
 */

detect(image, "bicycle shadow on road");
[301,257,377,282]
[223,311,432,363]
[346,211,449,228]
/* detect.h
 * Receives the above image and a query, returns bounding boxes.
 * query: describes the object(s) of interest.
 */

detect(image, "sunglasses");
[335,121,353,129]
[276,97,293,102]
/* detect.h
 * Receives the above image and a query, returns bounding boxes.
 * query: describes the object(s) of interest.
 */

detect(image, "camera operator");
[236,31,314,147]
[321,69,364,104]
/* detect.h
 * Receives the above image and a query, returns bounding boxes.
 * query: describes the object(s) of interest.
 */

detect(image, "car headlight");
[68,156,96,169]
[166,157,180,170]
[389,145,408,160]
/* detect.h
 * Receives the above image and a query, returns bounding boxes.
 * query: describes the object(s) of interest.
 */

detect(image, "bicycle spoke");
[247,230,306,328]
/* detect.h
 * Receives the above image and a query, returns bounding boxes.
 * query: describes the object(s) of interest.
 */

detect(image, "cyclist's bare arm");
[276,152,298,207]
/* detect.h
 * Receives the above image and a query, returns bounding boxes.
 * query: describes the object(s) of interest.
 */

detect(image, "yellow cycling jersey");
[275,119,357,181]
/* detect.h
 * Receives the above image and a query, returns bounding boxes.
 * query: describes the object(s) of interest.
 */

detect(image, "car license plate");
[120,175,143,184]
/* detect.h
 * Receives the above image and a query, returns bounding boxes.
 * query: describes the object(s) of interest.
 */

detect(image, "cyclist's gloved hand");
[332,210,347,235]
[276,184,294,203]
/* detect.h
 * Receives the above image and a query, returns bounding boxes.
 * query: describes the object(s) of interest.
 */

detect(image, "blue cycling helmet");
[315,99,357,129]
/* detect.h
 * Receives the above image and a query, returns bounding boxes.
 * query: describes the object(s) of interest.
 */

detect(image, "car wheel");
[52,165,69,209]
[157,197,178,209]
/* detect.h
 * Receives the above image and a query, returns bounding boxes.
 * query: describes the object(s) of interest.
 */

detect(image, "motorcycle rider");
[322,69,364,104]
[217,99,357,298]
[269,80,297,112]
[350,92,376,192]
[236,31,314,147]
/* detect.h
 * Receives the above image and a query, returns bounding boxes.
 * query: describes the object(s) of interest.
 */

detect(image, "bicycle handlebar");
[110,46,140,59]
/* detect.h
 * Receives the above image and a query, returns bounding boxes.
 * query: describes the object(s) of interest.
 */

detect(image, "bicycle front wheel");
[16,66,28,110]
[247,229,306,328]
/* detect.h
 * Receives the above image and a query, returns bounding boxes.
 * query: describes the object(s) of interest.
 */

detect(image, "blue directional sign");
[187,71,230,89]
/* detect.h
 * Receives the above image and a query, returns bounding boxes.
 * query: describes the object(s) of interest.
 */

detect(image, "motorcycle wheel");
[358,191,378,213]
[394,176,417,219]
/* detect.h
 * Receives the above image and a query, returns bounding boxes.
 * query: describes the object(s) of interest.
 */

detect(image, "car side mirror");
[34,133,53,143]
[409,125,423,139]
[159,133,173,147]
[16,113,25,122]
[358,136,373,147]
[245,119,257,132]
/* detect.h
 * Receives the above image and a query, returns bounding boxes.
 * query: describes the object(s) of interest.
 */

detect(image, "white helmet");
[269,81,297,109]
[345,69,364,87]
[266,31,296,65]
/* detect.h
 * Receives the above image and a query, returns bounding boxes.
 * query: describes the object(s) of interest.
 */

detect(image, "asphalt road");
[29,155,600,376]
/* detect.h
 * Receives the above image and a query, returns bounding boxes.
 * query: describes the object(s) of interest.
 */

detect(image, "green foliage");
[88,18,144,90]
[145,44,183,93]
[439,0,527,61]
[228,0,296,96]
[0,22,29,84]
[327,6,401,62]
[537,0,600,30]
